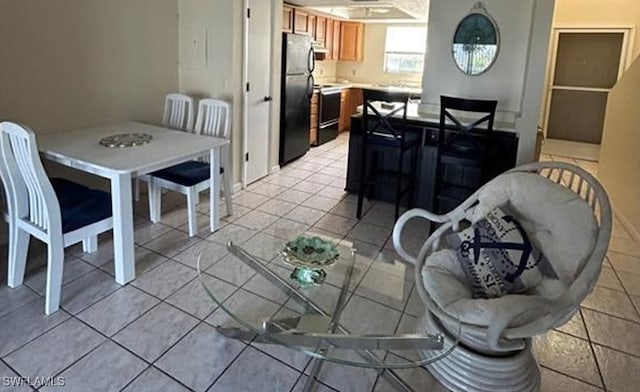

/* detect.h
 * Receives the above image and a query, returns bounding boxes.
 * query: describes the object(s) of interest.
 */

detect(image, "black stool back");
[435,96,498,213]
[357,89,419,221]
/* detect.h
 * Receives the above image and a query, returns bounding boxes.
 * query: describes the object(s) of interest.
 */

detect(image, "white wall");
[0,0,178,134]
[554,0,640,60]
[179,0,282,183]
[178,0,244,184]
[599,56,640,242]
[421,0,556,164]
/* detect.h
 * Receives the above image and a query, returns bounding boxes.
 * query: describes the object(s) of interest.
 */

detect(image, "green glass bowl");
[282,236,339,270]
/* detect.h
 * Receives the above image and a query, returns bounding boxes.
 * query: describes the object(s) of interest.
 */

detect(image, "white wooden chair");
[0,122,113,315]
[135,93,195,201]
[392,162,612,392]
[148,98,233,237]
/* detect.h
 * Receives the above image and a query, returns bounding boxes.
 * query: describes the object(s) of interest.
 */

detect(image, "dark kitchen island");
[345,106,519,213]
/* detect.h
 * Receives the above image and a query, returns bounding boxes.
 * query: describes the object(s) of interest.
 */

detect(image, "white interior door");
[542,28,631,161]
[243,0,272,186]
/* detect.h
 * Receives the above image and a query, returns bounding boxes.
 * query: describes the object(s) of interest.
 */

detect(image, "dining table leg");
[111,172,136,284]
[210,147,221,232]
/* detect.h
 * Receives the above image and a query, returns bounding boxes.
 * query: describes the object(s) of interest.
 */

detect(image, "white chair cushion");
[423,172,598,330]
[472,172,598,285]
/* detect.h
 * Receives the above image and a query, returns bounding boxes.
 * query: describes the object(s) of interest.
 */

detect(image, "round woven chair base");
[418,311,541,392]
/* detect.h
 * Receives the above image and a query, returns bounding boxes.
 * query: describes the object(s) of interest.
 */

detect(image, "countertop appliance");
[280,33,315,165]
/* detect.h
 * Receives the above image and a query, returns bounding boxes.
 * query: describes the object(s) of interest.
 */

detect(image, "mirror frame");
[451,2,500,76]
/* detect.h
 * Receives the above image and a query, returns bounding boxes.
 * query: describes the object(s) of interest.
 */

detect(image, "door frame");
[541,26,635,160]
[241,0,275,188]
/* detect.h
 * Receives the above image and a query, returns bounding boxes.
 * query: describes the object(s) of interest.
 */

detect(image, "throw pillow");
[446,207,557,298]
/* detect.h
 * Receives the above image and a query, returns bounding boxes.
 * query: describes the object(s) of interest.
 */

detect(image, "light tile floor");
[0,136,638,391]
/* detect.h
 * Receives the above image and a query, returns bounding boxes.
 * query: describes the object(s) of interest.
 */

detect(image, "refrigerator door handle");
[306,75,315,100]
[308,46,315,73]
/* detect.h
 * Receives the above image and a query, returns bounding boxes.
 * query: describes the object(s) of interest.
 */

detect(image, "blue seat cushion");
[59,189,112,234]
[52,178,112,233]
[51,178,92,205]
[365,132,419,148]
[151,161,214,187]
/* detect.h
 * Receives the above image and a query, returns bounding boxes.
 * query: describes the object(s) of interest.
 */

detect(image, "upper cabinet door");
[294,9,311,35]
[282,5,293,33]
[315,16,326,45]
[332,20,341,60]
[325,18,334,59]
[307,14,316,38]
[340,22,364,62]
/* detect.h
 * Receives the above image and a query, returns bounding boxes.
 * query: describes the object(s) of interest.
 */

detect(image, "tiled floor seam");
[538,364,604,390]
[607,265,640,321]
[0,357,37,391]
[579,308,609,390]
[202,342,254,392]
[0,308,73,358]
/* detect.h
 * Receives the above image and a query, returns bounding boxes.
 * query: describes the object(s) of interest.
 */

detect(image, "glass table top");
[197,232,459,372]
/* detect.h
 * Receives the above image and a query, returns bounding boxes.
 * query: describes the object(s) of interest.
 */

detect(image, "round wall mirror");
[452,2,499,76]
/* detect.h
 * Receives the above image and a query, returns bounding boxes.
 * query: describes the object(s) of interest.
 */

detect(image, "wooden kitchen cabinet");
[315,16,326,45]
[340,22,364,62]
[282,5,294,33]
[308,14,316,38]
[332,20,341,60]
[339,88,363,133]
[310,92,319,146]
[293,9,311,35]
[325,19,334,59]
[339,90,349,133]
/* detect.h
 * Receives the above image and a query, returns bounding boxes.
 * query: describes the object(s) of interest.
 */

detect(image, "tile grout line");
[579,307,609,390]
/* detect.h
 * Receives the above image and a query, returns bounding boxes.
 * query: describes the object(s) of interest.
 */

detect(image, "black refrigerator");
[280,33,315,165]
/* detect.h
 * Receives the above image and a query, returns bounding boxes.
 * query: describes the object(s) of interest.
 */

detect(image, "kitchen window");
[384,26,427,74]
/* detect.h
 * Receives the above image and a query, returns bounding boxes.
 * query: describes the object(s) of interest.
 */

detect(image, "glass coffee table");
[198,234,459,391]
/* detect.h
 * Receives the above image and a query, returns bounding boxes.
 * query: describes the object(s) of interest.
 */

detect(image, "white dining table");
[38,121,229,285]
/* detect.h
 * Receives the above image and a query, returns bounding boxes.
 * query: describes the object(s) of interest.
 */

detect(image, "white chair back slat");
[568,172,576,189]
[9,134,46,230]
[555,169,563,184]
[589,188,598,211]
[163,93,195,132]
[194,99,231,164]
[196,99,231,139]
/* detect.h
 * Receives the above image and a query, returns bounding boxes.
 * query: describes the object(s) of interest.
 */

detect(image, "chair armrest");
[393,208,446,264]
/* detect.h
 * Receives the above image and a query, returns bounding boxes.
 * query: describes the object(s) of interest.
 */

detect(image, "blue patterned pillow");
[446,207,558,298]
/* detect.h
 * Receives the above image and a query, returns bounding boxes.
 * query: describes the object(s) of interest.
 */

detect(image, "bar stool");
[434,95,498,213]
[356,89,420,221]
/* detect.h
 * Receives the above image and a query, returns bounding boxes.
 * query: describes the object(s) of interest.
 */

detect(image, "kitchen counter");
[353,102,518,135]
[314,81,422,96]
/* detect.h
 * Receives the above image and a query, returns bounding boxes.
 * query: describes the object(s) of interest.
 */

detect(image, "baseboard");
[613,203,640,246]
[233,182,243,193]
[270,165,281,174]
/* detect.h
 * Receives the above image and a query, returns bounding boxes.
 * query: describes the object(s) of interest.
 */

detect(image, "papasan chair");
[392,162,612,392]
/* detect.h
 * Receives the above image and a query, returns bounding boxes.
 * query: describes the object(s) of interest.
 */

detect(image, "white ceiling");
[289,0,429,22]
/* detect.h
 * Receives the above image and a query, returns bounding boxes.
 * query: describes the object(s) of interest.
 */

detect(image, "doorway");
[542,28,632,161]
[242,0,273,186]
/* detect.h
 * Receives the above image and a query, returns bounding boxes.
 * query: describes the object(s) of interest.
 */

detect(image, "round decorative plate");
[99,133,152,148]
[282,236,339,270]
